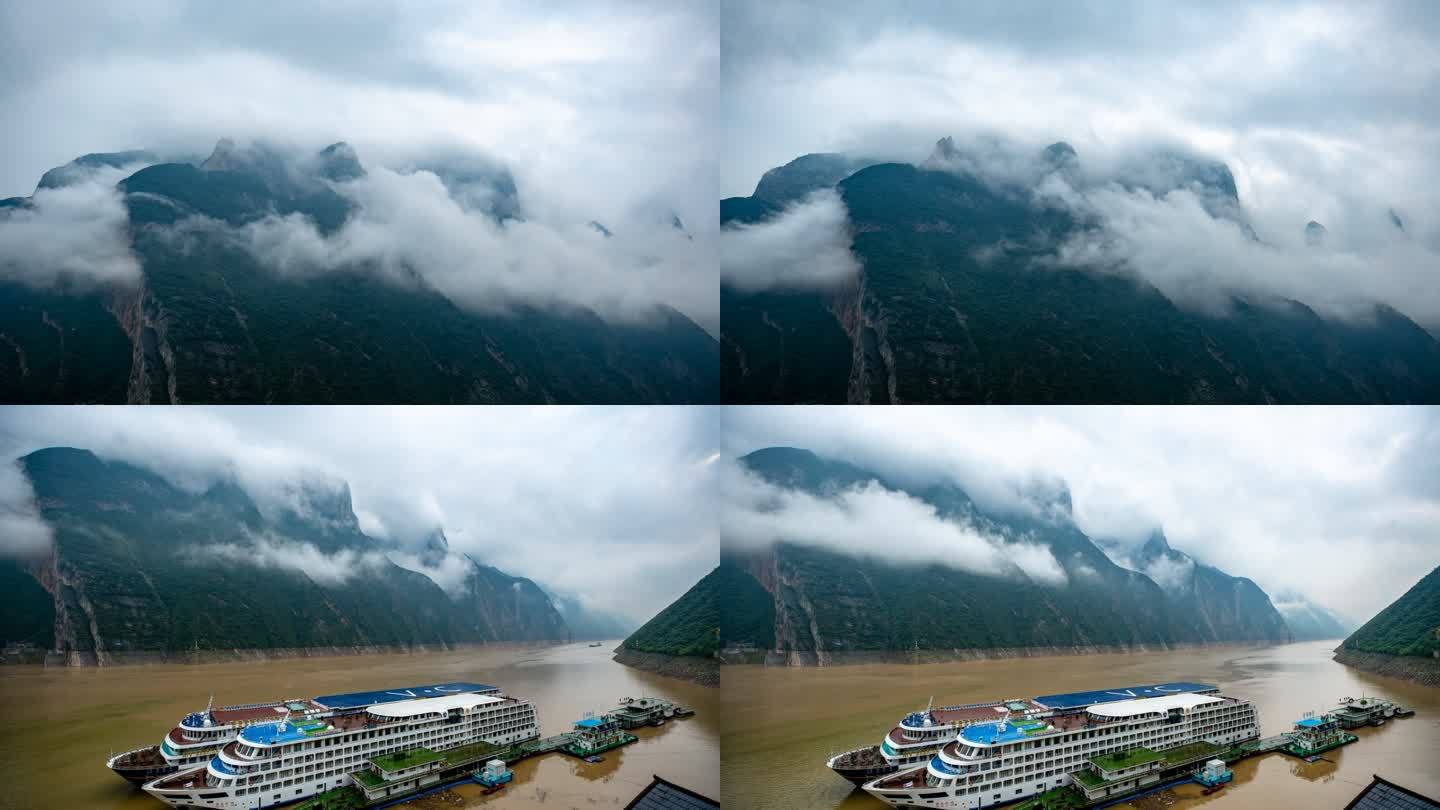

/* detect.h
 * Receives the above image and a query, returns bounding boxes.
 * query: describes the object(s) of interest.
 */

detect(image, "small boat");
[482,782,507,796]
[1376,719,1386,726]
[584,755,605,763]
[588,642,602,647]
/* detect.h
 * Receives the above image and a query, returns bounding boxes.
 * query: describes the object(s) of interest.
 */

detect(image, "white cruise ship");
[863,682,1259,809]
[124,681,538,809]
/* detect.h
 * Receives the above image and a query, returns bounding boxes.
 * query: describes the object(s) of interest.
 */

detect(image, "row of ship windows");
[970,707,1255,757]
[234,712,534,759]
[212,730,530,792]
[939,725,1254,785]
[218,724,531,783]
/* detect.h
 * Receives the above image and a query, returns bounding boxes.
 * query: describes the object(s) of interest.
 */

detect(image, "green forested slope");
[1342,566,1440,658]
[620,566,719,658]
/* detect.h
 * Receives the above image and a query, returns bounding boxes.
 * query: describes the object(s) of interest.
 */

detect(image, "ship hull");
[828,746,900,785]
[108,745,179,786]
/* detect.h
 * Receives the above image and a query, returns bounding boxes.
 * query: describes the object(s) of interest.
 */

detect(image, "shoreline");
[1333,648,1440,688]
[0,640,570,668]
[719,639,1293,668]
[612,648,719,687]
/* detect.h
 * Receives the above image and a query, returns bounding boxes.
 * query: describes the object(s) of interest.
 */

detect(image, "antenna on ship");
[204,694,214,727]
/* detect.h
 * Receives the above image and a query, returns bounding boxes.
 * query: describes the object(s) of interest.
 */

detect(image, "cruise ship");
[859,682,1260,809]
[111,681,539,809]
[827,697,1017,784]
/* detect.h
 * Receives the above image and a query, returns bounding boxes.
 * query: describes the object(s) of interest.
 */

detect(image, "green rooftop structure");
[1072,747,1167,803]
[352,747,448,803]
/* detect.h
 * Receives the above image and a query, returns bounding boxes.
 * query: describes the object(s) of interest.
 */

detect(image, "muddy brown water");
[721,640,1440,809]
[0,642,718,809]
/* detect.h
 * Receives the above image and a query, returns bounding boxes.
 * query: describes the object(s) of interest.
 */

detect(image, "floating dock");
[294,697,694,810]
[1018,700,1413,810]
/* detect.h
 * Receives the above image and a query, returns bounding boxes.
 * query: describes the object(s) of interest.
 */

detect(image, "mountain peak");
[1139,528,1174,559]
[317,141,364,182]
[1041,141,1079,170]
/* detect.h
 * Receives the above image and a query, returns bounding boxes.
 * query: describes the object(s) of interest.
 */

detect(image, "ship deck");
[149,766,208,791]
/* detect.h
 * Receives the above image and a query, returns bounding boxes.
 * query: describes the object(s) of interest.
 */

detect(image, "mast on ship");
[203,694,214,727]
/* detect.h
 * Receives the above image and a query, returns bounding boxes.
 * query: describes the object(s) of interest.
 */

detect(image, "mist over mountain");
[0,139,718,404]
[721,137,1440,404]
[0,447,573,662]
[720,447,1295,661]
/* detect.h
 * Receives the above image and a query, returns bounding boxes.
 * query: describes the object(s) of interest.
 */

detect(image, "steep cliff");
[723,447,1294,661]
[8,447,567,663]
[720,141,1440,404]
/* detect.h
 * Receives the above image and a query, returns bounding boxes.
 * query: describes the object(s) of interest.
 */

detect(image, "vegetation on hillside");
[620,567,719,658]
[1342,566,1440,658]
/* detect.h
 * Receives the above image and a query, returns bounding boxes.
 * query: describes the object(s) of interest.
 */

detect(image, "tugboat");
[1194,759,1233,795]
[474,759,514,795]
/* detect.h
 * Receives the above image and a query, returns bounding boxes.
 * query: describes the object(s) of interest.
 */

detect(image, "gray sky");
[723,406,1440,624]
[721,1,1440,325]
[0,406,720,624]
[0,0,718,330]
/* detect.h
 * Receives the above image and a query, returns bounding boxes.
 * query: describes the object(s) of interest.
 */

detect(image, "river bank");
[718,640,1282,667]
[613,648,719,687]
[0,640,566,668]
[1334,648,1440,687]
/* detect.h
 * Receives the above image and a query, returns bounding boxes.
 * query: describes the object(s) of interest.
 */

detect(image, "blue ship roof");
[960,721,1032,745]
[239,721,311,745]
[1034,682,1215,710]
[575,717,605,728]
[313,681,495,710]
[1295,717,1324,727]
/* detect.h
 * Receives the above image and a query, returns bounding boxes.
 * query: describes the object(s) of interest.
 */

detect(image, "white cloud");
[188,530,387,587]
[723,405,1440,623]
[721,1,1440,328]
[1,405,719,623]
[721,460,1067,585]
[0,165,146,288]
[720,190,860,292]
[196,165,715,328]
[0,460,53,557]
[1048,180,1440,325]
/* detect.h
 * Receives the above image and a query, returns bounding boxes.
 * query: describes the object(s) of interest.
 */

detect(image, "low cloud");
[1048,180,1440,326]
[1,405,718,623]
[188,529,386,587]
[386,549,475,597]
[721,460,1067,585]
[0,460,53,557]
[1139,553,1196,592]
[0,164,146,289]
[720,189,860,292]
[155,163,716,331]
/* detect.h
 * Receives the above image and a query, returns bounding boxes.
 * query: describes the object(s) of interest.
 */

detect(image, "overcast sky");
[0,0,718,330]
[723,406,1440,624]
[0,406,720,624]
[721,1,1440,325]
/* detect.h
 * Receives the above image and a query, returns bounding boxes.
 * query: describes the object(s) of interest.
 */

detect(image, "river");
[0,642,718,809]
[720,640,1440,809]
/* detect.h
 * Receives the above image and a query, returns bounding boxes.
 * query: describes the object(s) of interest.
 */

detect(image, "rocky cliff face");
[2,141,719,404]
[722,447,1295,661]
[720,140,1440,404]
[3,447,568,664]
